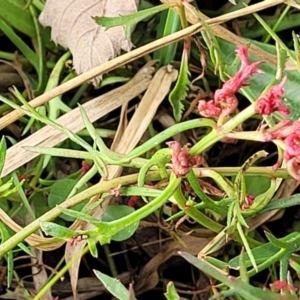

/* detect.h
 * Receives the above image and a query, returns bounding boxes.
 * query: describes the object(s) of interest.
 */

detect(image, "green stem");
[247,248,287,277]
[103,244,118,277]
[190,105,256,155]
[127,118,216,159]
[172,180,224,233]
[0,172,164,257]
[93,174,182,244]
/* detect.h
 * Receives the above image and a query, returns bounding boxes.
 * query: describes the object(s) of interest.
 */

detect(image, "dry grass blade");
[1,63,155,178]
[31,249,52,300]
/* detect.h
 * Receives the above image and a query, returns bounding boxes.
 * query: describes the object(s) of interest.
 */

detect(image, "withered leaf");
[39,0,139,85]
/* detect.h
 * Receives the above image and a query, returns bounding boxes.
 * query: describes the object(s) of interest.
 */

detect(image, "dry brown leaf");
[1,62,154,179]
[39,0,139,85]
[31,249,52,300]
[134,234,211,295]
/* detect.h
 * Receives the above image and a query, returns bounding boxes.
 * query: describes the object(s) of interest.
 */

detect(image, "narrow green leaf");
[156,9,181,66]
[58,206,102,226]
[40,221,76,240]
[0,222,14,287]
[260,193,300,213]
[0,0,36,38]
[180,252,297,300]
[265,232,290,249]
[237,222,257,271]
[239,248,249,283]
[0,137,7,177]
[164,282,180,300]
[94,270,134,300]
[0,19,39,73]
[94,4,171,37]
[169,48,190,122]
[228,242,280,269]
[204,256,229,271]
[87,237,98,257]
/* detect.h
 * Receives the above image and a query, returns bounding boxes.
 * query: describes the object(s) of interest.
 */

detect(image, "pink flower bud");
[270,280,295,292]
[198,100,221,117]
[286,157,300,181]
[256,76,290,116]
[198,46,262,121]
[284,134,300,160]
[167,141,202,177]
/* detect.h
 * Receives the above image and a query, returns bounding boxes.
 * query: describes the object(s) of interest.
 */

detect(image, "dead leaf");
[134,234,211,295]
[31,249,52,300]
[39,0,139,85]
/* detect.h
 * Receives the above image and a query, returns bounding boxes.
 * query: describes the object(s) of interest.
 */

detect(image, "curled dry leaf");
[39,0,139,85]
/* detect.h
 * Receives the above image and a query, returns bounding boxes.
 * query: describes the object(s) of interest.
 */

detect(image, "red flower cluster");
[255,76,290,116]
[265,120,300,180]
[198,46,290,120]
[270,280,295,292]
[166,141,202,177]
[198,46,262,120]
[242,194,255,210]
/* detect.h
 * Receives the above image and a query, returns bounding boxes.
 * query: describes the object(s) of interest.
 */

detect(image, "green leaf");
[204,256,229,271]
[164,282,180,300]
[0,222,13,287]
[155,9,181,66]
[0,179,23,198]
[260,193,300,213]
[242,178,276,217]
[228,242,280,269]
[48,179,86,221]
[0,137,6,177]
[58,206,102,226]
[101,205,139,241]
[180,251,297,300]
[87,237,98,257]
[244,176,270,197]
[40,221,76,240]
[94,270,134,300]
[265,231,290,249]
[30,193,50,218]
[169,48,190,122]
[228,231,300,270]
[266,231,300,249]
[94,4,171,37]
[0,0,36,38]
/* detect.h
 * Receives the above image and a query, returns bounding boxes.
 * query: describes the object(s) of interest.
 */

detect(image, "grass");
[1,0,300,299]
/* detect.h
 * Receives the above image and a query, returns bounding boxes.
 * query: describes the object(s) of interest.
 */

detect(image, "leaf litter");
[39,0,139,85]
